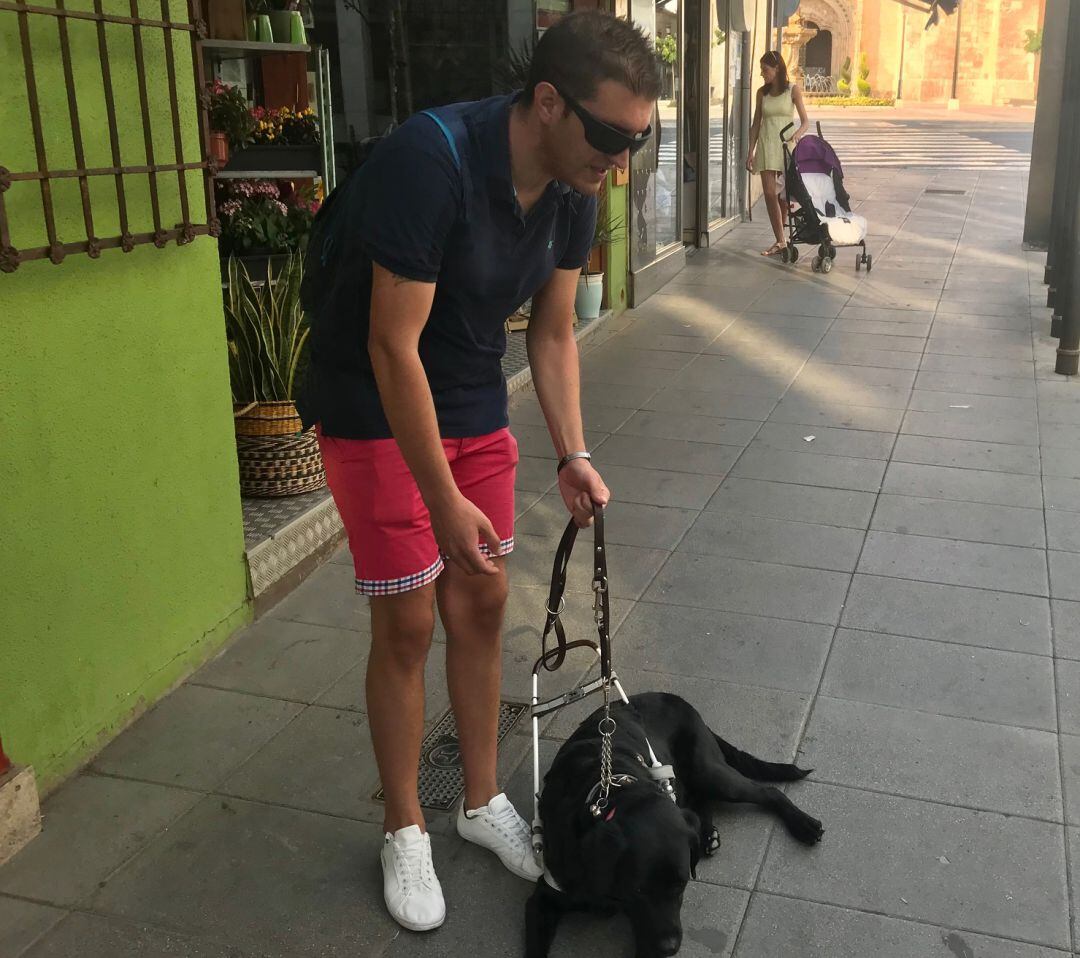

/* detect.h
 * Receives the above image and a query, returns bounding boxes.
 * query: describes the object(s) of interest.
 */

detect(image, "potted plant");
[225,106,322,173]
[217,179,319,280]
[575,184,624,322]
[207,80,253,165]
[249,0,300,42]
[225,254,325,497]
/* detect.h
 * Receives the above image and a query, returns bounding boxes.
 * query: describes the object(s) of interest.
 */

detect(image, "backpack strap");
[419,108,471,220]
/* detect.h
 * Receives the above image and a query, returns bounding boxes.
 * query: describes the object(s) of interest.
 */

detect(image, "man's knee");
[371,590,436,668]
[442,565,509,626]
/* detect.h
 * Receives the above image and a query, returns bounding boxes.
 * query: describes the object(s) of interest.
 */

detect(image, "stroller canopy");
[792,135,844,178]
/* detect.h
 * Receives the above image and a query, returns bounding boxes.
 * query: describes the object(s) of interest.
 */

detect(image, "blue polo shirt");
[298,94,598,439]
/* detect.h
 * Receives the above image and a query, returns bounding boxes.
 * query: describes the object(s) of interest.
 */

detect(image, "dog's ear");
[580,820,628,898]
[681,809,702,880]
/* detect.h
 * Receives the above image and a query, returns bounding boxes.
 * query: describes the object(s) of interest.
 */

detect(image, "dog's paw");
[702,826,721,857]
[789,812,824,845]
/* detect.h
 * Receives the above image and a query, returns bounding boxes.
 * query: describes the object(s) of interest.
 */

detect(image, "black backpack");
[300,108,470,317]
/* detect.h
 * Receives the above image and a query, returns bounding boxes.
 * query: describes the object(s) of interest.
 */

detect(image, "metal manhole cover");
[373,701,529,810]
[925,189,967,195]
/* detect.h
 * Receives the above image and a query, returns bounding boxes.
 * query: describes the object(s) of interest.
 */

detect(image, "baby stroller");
[778,121,872,274]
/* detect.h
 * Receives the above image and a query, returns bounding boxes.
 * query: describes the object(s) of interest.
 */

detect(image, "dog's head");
[579,791,701,957]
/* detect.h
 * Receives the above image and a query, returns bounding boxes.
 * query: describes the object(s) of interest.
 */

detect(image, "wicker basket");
[234,401,304,437]
[236,429,326,497]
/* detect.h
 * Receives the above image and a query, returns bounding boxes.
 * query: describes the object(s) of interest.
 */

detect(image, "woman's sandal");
[761,242,785,257]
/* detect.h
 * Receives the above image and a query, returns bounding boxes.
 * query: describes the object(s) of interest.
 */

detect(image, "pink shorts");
[316,427,518,596]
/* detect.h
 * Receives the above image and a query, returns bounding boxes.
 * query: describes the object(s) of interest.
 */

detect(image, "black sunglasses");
[558,88,652,156]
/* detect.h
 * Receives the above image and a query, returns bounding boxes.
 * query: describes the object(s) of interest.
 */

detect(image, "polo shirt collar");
[482,92,572,210]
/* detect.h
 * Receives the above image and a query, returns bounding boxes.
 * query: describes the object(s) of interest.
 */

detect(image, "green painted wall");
[1,0,251,789]
[604,179,629,315]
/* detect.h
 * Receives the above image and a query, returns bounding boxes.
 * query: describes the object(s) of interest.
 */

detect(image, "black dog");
[525,692,823,958]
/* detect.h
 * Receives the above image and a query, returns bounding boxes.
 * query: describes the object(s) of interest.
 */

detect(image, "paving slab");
[613,602,831,693]
[882,461,1043,508]
[1052,600,1080,661]
[870,494,1046,548]
[1069,828,1080,949]
[857,530,1048,595]
[592,433,744,476]
[891,434,1041,476]
[1049,551,1080,602]
[1046,511,1080,553]
[902,408,1039,445]
[915,370,1038,398]
[1063,735,1080,827]
[642,386,778,420]
[267,560,372,633]
[1058,660,1080,736]
[678,511,865,572]
[613,409,761,447]
[753,422,895,460]
[841,575,1052,655]
[220,706,378,823]
[757,782,1071,949]
[572,461,723,509]
[92,797,403,958]
[730,447,886,493]
[644,552,850,626]
[0,775,200,906]
[801,696,1062,820]
[1044,477,1080,513]
[0,896,65,958]
[767,398,906,432]
[733,894,1071,958]
[705,477,876,529]
[193,618,366,704]
[822,629,1056,730]
[517,493,697,550]
[20,914,238,958]
[91,685,304,791]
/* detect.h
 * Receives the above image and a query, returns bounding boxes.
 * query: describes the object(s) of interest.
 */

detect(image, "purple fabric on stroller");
[792,135,844,177]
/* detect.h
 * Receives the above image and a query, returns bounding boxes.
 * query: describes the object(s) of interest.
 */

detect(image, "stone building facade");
[781,0,1045,105]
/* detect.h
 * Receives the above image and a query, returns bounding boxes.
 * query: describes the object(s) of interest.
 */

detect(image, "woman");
[746,51,810,257]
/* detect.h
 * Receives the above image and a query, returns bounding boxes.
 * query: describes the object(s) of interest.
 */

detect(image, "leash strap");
[536,503,611,679]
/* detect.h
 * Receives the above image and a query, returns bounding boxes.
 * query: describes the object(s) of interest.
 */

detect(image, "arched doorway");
[804,27,833,77]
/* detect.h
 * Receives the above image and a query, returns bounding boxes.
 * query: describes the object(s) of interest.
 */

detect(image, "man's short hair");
[522,11,661,106]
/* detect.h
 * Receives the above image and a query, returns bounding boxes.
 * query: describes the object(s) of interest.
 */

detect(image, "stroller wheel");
[828,245,837,259]
[812,256,822,272]
[821,256,833,274]
[866,254,873,273]
[781,247,791,263]
[789,244,800,264]
[855,255,862,272]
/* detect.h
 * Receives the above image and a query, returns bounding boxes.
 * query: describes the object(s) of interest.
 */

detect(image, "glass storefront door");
[707,0,744,225]
[629,0,681,278]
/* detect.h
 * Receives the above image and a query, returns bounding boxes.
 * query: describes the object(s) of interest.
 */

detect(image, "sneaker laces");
[392,836,437,894]
[486,802,530,854]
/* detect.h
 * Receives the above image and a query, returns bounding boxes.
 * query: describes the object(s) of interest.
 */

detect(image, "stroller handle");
[780,122,795,142]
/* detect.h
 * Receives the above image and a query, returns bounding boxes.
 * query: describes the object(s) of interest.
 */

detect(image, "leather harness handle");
[537,502,610,679]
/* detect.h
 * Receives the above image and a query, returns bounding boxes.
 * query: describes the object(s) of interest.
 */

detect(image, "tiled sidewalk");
[4,166,1079,958]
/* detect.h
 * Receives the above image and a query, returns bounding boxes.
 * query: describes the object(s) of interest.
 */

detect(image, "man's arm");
[526,267,609,527]
[368,263,501,574]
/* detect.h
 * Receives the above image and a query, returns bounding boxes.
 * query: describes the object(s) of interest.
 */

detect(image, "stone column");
[1023,0,1068,249]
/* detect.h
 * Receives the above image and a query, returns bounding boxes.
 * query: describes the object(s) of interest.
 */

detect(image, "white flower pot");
[575,274,604,321]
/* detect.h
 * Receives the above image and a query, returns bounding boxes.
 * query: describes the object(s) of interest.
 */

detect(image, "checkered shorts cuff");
[479,537,515,558]
[355,556,445,596]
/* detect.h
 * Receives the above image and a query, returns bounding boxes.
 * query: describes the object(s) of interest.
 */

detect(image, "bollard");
[1054,0,1080,374]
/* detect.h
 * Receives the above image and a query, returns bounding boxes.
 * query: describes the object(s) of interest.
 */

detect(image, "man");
[298,11,660,932]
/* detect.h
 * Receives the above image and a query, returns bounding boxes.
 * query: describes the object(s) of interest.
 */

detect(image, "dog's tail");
[714,735,811,782]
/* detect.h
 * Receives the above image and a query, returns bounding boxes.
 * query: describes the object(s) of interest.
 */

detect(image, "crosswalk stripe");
[656,129,1031,170]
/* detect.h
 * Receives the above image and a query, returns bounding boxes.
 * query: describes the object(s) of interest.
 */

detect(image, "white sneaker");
[380,825,446,931]
[457,792,543,881]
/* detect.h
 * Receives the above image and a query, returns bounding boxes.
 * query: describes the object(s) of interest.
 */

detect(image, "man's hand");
[557,459,610,528]
[429,494,502,575]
